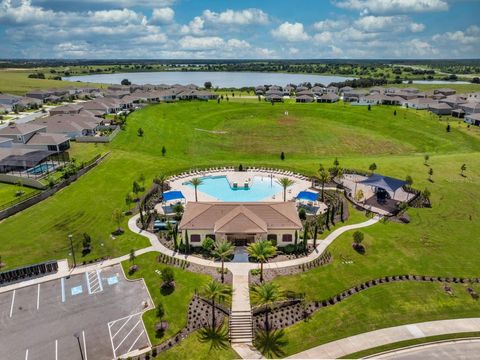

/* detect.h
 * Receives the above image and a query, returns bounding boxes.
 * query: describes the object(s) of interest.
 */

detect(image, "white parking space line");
[55,339,58,360]
[82,330,88,360]
[9,290,15,318]
[24,349,28,360]
[96,269,103,292]
[114,320,141,352]
[61,278,65,302]
[108,321,117,359]
[85,272,92,294]
[36,284,40,310]
[112,315,133,339]
[127,329,145,354]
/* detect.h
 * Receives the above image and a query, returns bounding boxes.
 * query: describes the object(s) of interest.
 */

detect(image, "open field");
[0,69,103,95]
[279,282,480,357]
[0,183,39,210]
[0,99,478,357]
[121,252,212,344]
[0,101,479,269]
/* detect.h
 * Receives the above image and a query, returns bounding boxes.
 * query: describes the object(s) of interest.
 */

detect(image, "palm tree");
[197,325,230,350]
[254,328,287,358]
[202,280,232,328]
[251,282,285,330]
[247,240,277,282]
[317,169,331,202]
[212,239,234,283]
[277,177,294,202]
[188,177,203,202]
[153,174,168,196]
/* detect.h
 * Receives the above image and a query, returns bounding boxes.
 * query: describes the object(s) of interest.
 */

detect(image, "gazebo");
[358,174,406,200]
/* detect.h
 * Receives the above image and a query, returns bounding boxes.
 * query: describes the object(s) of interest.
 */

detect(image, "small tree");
[277,177,294,202]
[137,173,145,186]
[137,127,144,137]
[294,230,298,248]
[161,267,175,289]
[161,146,166,157]
[460,163,467,176]
[302,223,309,251]
[129,249,136,264]
[394,110,397,116]
[121,78,131,86]
[212,239,234,283]
[187,177,203,202]
[112,208,124,233]
[355,189,364,202]
[352,231,364,252]
[156,302,165,319]
[247,240,277,282]
[369,162,377,174]
[423,187,431,205]
[132,181,142,198]
[82,233,92,255]
[313,224,318,248]
[201,237,215,254]
[424,154,429,166]
[184,229,190,253]
[318,167,331,202]
[405,175,413,187]
[204,81,212,89]
[298,208,306,220]
[367,104,371,111]
[280,152,285,161]
[446,124,451,132]
[125,192,134,212]
[428,167,433,181]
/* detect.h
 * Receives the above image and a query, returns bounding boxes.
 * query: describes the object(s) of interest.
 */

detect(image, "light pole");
[74,333,85,360]
[68,234,76,268]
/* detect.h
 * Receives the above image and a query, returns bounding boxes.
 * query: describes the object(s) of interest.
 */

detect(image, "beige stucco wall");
[181,228,300,247]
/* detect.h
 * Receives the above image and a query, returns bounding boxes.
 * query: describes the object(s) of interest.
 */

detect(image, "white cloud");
[202,8,269,25]
[271,22,309,42]
[432,26,480,45]
[226,39,251,49]
[179,36,225,50]
[180,16,204,35]
[354,15,424,33]
[333,0,449,14]
[396,38,438,57]
[313,31,334,44]
[151,7,174,23]
[137,33,167,44]
[0,0,55,24]
[256,47,276,57]
[288,47,299,55]
[88,9,146,24]
[313,19,347,31]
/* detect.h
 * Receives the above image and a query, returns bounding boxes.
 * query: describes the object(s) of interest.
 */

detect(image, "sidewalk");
[288,318,480,359]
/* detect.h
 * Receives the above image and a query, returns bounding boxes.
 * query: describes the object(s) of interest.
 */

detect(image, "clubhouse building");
[179,202,303,246]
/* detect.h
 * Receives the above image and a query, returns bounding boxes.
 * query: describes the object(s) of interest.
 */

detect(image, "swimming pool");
[184,175,283,202]
[26,163,55,175]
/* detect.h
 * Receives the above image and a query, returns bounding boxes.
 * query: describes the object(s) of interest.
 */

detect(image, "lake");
[63,71,355,88]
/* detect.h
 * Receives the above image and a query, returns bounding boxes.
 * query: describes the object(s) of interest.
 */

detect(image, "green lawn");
[278,282,480,357]
[0,101,479,270]
[121,252,212,344]
[0,69,103,95]
[159,330,238,360]
[343,332,480,359]
[0,183,39,210]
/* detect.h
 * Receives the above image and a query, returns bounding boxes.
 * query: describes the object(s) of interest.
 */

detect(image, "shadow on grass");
[197,325,230,351]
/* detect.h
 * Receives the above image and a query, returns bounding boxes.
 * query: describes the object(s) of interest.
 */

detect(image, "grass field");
[0,69,103,95]
[0,101,479,269]
[121,253,212,343]
[0,183,39,210]
[0,99,478,357]
[279,281,480,357]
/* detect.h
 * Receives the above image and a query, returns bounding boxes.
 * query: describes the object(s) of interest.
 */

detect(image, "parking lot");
[0,265,151,360]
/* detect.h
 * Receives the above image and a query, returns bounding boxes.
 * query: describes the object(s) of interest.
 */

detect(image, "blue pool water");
[26,163,55,175]
[184,175,283,202]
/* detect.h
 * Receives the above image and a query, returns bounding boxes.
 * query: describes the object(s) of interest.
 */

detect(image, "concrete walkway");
[288,318,480,359]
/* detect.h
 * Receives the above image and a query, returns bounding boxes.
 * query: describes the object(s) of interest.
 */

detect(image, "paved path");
[372,338,480,359]
[288,318,480,359]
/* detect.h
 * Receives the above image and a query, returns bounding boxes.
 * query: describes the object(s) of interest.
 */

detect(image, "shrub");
[161,267,174,286]
[298,208,307,221]
[201,237,215,254]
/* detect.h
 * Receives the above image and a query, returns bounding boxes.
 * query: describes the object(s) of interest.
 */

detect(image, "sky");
[1,0,479,59]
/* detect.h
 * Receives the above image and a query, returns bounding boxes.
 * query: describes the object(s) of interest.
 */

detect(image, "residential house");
[316,93,339,103]
[465,113,480,126]
[49,103,84,116]
[33,114,101,139]
[434,88,456,96]
[428,102,452,115]
[325,86,338,94]
[178,202,303,247]
[0,93,21,111]
[296,94,314,103]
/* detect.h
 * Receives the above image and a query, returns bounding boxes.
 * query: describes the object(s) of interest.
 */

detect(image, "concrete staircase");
[229,310,254,344]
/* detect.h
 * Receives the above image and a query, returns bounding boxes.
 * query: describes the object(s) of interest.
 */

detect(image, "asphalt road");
[0,264,151,360]
[376,339,480,359]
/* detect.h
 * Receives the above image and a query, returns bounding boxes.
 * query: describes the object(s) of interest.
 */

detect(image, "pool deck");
[167,170,312,203]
